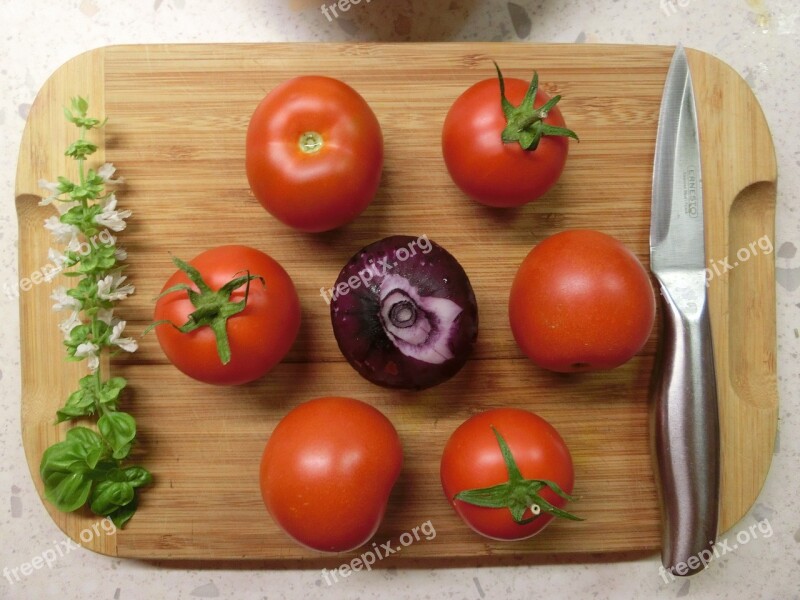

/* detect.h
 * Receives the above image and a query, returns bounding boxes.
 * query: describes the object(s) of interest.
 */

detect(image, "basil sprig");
[38,98,151,527]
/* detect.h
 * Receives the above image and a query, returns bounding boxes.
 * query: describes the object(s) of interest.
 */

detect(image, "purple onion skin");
[330,235,479,390]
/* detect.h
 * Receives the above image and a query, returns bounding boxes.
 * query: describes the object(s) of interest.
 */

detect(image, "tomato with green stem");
[440,408,581,541]
[442,64,578,208]
[152,245,300,386]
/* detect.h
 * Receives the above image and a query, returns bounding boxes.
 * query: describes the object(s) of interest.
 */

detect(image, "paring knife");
[650,45,720,576]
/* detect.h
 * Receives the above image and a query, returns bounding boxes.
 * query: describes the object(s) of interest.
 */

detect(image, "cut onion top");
[330,235,478,390]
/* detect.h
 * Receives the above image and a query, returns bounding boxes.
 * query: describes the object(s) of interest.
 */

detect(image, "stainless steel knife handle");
[652,275,720,576]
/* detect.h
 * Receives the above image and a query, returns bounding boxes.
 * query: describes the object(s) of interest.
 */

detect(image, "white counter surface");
[1,1,798,598]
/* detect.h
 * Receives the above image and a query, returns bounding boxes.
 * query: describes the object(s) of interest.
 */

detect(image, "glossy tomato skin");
[246,76,384,233]
[260,397,403,553]
[442,77,571,208]
[153,245,300,386]
[509,230,655,372]
[440,408,575,541]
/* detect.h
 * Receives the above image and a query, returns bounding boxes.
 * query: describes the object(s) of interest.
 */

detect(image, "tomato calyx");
[150,256,265,365]
[298,131,324,154]
[454,426,583,524]
[494,63,579,151]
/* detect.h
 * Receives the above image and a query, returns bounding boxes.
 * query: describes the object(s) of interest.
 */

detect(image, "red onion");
[329,235,478,390]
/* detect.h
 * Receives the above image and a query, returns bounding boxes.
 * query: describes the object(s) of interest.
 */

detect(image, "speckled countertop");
[1,1,798,599]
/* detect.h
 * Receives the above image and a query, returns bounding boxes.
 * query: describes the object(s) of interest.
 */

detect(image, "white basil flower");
[51,287,81,312]
[97,162,124,185]
[63,237,82,254]
[45,248,70,282]
[37,179,72,214]
[74,341,100,372]
[96,271,135,301]
[42,268,62,284]
[94,194,132,232]
[58,311,83,340]
[98,230,116,246]
[44,215,80,244]
[37,179,61,206]
[109,320,138,353]
[42,259,64,283]
[96,307,115,325]
[48,247,68,266]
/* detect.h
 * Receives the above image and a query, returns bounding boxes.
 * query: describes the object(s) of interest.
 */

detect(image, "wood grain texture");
[15,43,777,563]
[688,50,778,534]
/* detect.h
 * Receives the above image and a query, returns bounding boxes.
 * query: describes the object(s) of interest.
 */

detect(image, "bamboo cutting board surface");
[15,43,777,564]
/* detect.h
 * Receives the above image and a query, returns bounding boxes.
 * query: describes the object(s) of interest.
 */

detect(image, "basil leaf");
[45,472,92,513]
[113,443,132,460]
[56,403,93,423]
[56,385,96,423]
[60,204,87,226]
[103,465,151,488]
[121,466,152,489]
[66,427,105,464]
[56,175,75,193]
[39,441,88,479]
[107,493,138,529]
[89,480,134,515]
[89,459,119,481]
[77,243,118,275]
[66,426,103,445]
[39,437,96,512]
[98,376,127,409]
[41,438,87,475]
[98,412,136,460]
[72,96,89,116]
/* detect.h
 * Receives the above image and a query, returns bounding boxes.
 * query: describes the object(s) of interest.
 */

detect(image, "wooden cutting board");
[15,43,777,564]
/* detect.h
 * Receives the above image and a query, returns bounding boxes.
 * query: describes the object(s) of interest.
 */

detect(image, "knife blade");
[650,45,720,577]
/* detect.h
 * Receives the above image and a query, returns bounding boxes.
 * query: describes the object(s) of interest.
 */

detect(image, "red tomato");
[509,229,655,372]
[153,245,300,386]
[440,408,579,541]
[245,76,383,233]
[442,68,576,207]
[259,397,403,553]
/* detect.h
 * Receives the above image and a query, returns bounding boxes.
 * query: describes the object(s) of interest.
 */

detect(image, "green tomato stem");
[494,62,580,152]
[152,256,265,365]
[453,426,583,525]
